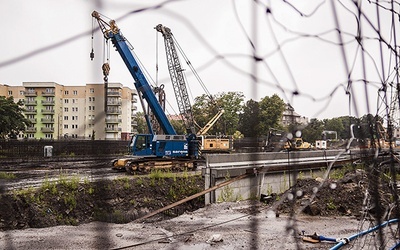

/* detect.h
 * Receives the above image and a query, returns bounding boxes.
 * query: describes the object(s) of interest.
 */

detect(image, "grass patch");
[0,172,16,179]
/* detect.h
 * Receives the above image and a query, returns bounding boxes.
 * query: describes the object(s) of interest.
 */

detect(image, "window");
[20,90,24,95]
[92,97,95,101]
[90,88,94,93]
[64,107,69,112]
[8,91,12,95]
[45,134,53,139]
[73,90,78,95]
[64,99,69,104]
[64,116,68,120]
[89,97,92,102]
[64,124,68,129]
[65,90,69,95]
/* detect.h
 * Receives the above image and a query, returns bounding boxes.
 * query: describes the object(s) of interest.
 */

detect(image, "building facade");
[281,103,309,126]
[0,82,137,140]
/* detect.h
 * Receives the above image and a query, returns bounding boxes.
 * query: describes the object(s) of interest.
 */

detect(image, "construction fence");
[0,140,130,162]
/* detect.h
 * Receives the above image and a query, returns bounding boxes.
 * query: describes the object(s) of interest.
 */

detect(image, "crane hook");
[90,48,94,61]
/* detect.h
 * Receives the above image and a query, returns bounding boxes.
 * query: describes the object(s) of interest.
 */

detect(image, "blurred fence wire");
[1,0,400,249]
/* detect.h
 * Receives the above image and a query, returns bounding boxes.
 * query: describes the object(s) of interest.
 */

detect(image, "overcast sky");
[1,0,399,122]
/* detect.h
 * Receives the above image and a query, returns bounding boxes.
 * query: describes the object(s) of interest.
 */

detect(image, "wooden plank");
[135,173,250,222]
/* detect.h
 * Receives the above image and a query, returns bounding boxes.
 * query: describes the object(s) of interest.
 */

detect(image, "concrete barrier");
[203,150,356,204]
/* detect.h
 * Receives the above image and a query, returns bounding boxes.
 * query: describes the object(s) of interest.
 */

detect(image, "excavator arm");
[197,109,224,135]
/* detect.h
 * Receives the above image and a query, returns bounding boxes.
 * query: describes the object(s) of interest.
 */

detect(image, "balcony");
[105,127,122,133]
[24,100,37,105]
[25,91,37,97]
[106,108,122,115]
[41,100,55,105]
[41,118,55,123]
[107,100,122,106]
[41,127,54,133]
[25,109,37,114]
[131,98,137,103]
[42,91,55,96]
[131,106,137,110]
[28,118,36,124]
[26,127,36,133]
[41,109,55,114]
[107,91,121,97]
[105,118,122,123]
[131,120,137,126]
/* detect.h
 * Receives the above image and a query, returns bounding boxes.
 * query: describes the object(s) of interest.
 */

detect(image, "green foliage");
[323,117,344,139]
[301,118,325,143]
[330,164,355,179]
[217,172,235,202]
[0,172,16,179]
[232,130,244,139]
[192,92,244,135]
[87,187,95,195]
[0,96,32,139]
[133,111,147,134]
[169,119,186,134]
[258,94,286,135]
[239,99,260,137]
[326,198,337,210]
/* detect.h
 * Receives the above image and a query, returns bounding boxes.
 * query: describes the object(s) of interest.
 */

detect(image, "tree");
[0,96,31,139]
[323,117,344,140]
[192,94,216,132]
[170,119,186,134]
[133,112,147,134]
[238,99,260,137]
[258,94,286,136]
[338,116,359,139]
[301,118,324,143]
[215,91,244,135]
[192,92,244,135]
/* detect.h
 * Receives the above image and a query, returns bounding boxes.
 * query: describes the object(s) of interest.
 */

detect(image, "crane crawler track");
[111,157,204,174]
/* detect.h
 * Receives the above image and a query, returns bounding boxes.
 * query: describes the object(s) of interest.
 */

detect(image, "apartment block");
[0,82,137,140]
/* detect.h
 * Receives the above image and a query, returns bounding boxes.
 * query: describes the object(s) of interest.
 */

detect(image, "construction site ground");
[0,159,398,249]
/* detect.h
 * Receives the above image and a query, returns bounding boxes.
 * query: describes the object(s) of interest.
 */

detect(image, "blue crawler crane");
[91,11,200,173]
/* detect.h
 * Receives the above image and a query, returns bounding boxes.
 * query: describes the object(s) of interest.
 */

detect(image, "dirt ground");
[0,164,399,249]
[1,201,398,250]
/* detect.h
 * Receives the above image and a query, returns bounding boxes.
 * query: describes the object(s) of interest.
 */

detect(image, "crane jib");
[108,31,177,135]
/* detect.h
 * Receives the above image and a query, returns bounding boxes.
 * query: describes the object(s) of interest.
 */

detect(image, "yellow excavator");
[197,109,233,154]
[265,128,312,151]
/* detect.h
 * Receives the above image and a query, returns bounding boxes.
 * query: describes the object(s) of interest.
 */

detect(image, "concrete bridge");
[203,149,363,204]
